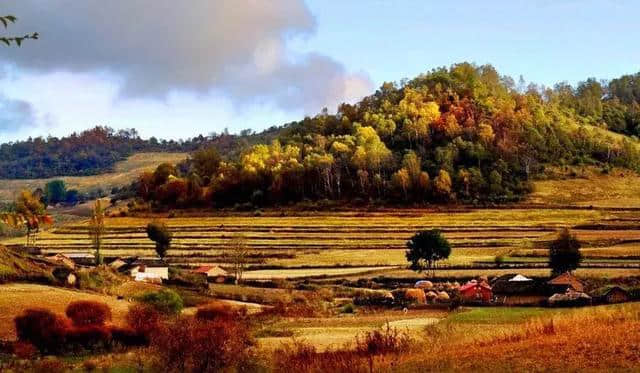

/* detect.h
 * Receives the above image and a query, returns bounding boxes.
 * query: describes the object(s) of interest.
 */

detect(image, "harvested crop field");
[5,208,640,279]
[4,207,640,278]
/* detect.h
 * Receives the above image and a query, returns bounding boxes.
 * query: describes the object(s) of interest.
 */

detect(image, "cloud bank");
[0,0,372,114]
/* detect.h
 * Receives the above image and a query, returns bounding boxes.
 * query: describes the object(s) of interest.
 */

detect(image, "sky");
[0,0,639,143]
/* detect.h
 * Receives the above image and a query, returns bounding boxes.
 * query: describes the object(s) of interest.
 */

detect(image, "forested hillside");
[0,126,281,179]
[135,63,640,208]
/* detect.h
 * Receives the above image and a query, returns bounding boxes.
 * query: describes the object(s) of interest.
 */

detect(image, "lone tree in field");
[230,233,248,284]
[88,200,105,265]
[548,228,582,275]
[406,229,451,276]
[146,220,172,260]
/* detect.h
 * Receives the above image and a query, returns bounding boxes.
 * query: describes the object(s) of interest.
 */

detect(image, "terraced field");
[4,207,640,279]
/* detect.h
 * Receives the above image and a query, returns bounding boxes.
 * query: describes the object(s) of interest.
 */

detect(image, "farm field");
[0,152,187,202]
[4,205,640,279]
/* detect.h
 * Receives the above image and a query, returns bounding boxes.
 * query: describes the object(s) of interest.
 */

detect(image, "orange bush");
[151,316,255,372]
[14,308,70,354]
[65,325,112,350]
[126,304,161,340]
[65,301,112,327]
[195,302,247,321]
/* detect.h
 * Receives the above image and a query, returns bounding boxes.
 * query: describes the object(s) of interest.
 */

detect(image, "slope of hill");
[0,245,54,283]
[135,63,640,209]
[0,125,282,179]
[0,152,187,201]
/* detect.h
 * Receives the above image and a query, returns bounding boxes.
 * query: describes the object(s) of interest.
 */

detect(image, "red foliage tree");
[65,301,112,327]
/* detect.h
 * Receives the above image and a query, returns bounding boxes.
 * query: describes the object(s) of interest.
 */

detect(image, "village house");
[130,258,169,283]
[591,286,630,304]
[63,252,96,267]
[459,279,492,303]
[547,272,584,293]
[193,265,229,283]
[491,274,548,306]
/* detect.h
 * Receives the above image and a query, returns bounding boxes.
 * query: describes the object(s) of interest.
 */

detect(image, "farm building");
[193,265,229,283]
[591,286,630,304]
[491,274,547,306]
[44,253,76,269]
[130,258,169,282]
[63,252,96,266]
[107,256,139,273]
[547,272,584,293]
[459,280,492,303]
[548,289,591,307]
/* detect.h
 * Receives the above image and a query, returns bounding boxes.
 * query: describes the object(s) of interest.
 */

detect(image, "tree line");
[135,63,640,208]
[0,126,281,179]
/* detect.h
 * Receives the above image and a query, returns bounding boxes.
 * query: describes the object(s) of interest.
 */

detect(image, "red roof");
[194,266,214,273]
[460,280,491,292]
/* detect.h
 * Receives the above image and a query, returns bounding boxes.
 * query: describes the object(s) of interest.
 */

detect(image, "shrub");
[151,316,254,373]
[110,326,147,347]
[137,289,183,315]
[12,341,38,359]
[65,301,112,327]
[353,290,395,307]
[126,304,161,338]
[341,303,355,314]
[65,325,112,350]
[14,308,70,354]
[273,340,365,373]
[195,302,247,321]
[355,323,412,372]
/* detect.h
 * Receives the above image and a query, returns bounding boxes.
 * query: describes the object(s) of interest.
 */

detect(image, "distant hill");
[133,63,640,208]
[0,125,282,179]
[0,152,188,202]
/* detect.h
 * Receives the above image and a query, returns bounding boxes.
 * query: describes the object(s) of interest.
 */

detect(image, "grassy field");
[0,283,132,340]
[0,152,187,201]
[527,167,640,207]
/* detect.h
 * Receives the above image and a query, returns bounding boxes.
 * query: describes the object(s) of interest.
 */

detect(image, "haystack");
[405,288,426,304]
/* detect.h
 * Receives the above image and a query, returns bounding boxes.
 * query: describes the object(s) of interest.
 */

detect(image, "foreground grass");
[396,303,640,372]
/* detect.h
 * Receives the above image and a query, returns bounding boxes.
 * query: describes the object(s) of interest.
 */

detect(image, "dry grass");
[0,283,131,340]
[528,167,640,207]
[259,308,445,351]
[398,303,640,372]
[0,152,187,201]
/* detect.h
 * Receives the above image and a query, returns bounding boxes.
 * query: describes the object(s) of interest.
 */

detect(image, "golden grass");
[398,303,640,372]
[0,152,187,201]
[259,308,446,351]
[0,283,132,340]
[528,167,640,207]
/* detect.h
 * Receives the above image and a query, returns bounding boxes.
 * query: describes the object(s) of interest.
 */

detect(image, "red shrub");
[110,326,147,347]
[65,325,112,350]
[195,302,247,321]
[14,308,70,354]
[126,304,161,338]
[151,317,255,372]
[65,301,112,327]
[12,341,38,359]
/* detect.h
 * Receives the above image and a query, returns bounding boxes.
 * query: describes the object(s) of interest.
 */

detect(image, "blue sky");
[0,0,638,143]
